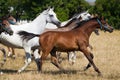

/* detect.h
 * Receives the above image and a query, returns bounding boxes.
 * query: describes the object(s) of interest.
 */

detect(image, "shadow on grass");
[1,69,36,74]
[43,69,79,75]
[42,69,104,78]
[1,69,103,78]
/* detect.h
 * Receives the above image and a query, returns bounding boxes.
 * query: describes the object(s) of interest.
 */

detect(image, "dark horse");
[0,16,13,35]
[38,16,113,76]
[0,16,13,74]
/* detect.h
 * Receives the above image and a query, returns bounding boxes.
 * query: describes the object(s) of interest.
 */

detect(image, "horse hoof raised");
[97,73,102,77]
[0,71,3,75]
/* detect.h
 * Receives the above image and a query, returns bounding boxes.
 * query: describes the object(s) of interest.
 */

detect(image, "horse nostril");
[58,21,61,25]
[10,31,13,35]
[57,21,61,27]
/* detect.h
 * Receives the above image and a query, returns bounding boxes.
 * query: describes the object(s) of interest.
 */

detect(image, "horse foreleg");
[0,48,7,67]
[18,47,32,73]
[50,49,64,70]
[84,53,94,71]
[81,47,101,76]
[39,50,50,72]
[0,48,6,75]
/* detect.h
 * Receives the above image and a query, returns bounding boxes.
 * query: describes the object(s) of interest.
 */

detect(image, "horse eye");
[49,14,53,17]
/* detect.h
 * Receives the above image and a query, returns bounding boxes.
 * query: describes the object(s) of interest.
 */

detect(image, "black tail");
[18,31,40,41]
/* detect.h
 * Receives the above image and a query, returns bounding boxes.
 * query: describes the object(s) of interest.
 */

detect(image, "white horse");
[0,7,61,73]
[46,11,91,29]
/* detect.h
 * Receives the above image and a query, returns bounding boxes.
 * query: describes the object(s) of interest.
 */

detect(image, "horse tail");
[18,31,40,41]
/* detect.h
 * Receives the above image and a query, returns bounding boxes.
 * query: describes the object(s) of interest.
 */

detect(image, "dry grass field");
[0,30,120,80]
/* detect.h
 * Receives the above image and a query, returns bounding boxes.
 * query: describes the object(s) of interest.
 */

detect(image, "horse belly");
[0,33,23,48]
[55,41,78,51]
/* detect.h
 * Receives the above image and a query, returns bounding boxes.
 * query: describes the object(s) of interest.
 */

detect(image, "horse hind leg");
[18,47,32,73]
[68,51,76,65]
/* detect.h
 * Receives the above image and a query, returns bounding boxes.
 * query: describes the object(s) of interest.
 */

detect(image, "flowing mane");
[37,16,113,76]
[73,17,98,29]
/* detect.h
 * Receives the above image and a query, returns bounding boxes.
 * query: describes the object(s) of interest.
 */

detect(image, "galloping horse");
[0,7,61,73]
[45,11,94,64]
[0,17,13,74]
[5,11,95,64]
[45,12,99,65]
[7,11,92,61]
[38,16,113,75]
[22,16,113,75]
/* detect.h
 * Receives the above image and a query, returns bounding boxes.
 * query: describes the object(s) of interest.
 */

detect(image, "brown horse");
[44,16,98,64]
[0,16,13,74]
[38,16,113,75]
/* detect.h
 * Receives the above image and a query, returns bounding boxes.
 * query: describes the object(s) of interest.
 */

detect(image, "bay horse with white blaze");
[38,16,113,75]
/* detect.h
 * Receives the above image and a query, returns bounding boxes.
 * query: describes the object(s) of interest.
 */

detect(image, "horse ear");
[47,6,51,11]
[51,7,54,10]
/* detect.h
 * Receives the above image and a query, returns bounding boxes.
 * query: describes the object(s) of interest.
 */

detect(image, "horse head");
[0,18,13,35]
[78,11,91,21]
[43,7,61,27]
[97,16,114,33]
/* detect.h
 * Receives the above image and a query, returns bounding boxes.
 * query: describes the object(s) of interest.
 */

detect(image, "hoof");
[83,66,87,71]
[98,73,102,76]
[0,71,3,75]
[17,70,22,73]
[69,61,75,65]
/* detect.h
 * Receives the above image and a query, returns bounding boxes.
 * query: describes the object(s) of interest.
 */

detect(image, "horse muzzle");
[104,26,114,33]
[54,21,61,28]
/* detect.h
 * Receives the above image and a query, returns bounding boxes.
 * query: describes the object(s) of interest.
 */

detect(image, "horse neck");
[78,19,99,37]
[30,14,47,34]
[61,18,73,26]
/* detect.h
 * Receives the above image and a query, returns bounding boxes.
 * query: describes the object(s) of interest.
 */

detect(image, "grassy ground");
[0,30,120,80]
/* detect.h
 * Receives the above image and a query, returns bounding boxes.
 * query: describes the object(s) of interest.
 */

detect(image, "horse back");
[39,31,79,51]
